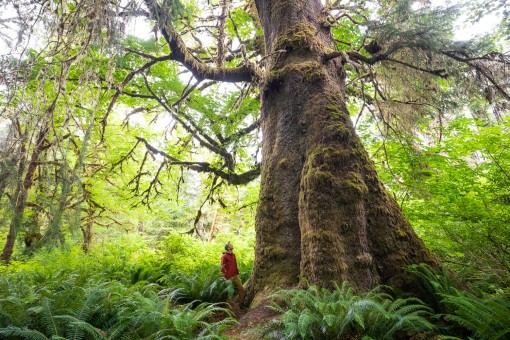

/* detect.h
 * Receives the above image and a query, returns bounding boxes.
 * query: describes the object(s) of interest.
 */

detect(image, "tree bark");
[246,0,436,303]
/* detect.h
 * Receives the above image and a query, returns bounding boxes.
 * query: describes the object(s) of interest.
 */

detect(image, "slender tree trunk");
[1,124,48,263]
[24,212,43,253]
[246,0,436,303]
[208,208,219,242]
[81,211,94,253]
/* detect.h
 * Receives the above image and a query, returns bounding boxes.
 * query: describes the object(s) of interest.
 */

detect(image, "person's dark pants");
[231,276,245,304]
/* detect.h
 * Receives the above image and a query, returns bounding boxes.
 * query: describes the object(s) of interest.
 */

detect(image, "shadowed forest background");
[0,0,509,338]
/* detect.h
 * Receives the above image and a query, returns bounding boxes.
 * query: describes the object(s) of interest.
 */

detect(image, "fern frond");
[442,292,510,340]
[0,326,49,340]
[53,315,106,340]
[27,299,62,337]
[362,295,435,339]
[297,310,313,338]
[0,296,30,327]
[406,263,458,310]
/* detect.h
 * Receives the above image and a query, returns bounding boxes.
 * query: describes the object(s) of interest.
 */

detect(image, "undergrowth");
[0,233,248,339]
[1,233,508,340]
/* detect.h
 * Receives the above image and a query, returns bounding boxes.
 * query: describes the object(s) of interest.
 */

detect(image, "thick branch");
[141,74,236,169]
[385,58,448,78]
[216,0,230,67]
[324,51,448,78]
[135,136,260,185]
[323,50,387,64]
[143,0,258,83]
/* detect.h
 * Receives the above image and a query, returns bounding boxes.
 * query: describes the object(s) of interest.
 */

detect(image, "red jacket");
[221,252,240,279]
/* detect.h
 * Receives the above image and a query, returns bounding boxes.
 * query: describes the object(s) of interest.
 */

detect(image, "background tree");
[0,0,128,261]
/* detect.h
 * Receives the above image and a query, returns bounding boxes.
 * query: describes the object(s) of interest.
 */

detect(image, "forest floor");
[223,299,279,339]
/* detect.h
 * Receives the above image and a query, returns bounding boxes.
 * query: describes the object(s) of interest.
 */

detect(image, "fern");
[0,326,49,340]
[442,292,510,340]
[0,296,30,327]
[362,295,436,339]
[162,268,231,305]
[103,286,235,339]
[27,299,63,337]
[406,263,458,311]
[0,238,245,339]
[269,282,436,339]
[52,315,106,340]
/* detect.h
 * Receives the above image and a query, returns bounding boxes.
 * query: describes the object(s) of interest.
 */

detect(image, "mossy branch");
[135,136,260,185]
[100,54,172,140]
[143,0,260,83]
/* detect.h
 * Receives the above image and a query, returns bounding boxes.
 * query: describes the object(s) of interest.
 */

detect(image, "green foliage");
[0,280,236,339]
[368,0,461,52]
[0,236,240,338]
[362,116,510,291]
[104,289,235,339]
[158,233,254,275]
[1,0,509,338]
[0,327,50,340]
[468,0,510,41]
[269,267,510,340]
[267,282,435,339]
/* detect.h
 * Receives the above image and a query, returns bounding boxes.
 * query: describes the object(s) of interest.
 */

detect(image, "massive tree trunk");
[246,0,436,303]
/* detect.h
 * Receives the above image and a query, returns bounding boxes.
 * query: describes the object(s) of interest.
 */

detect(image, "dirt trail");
[223,300,279,339]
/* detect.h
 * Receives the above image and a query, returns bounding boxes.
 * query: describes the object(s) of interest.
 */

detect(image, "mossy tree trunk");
[1,124,48,263]
[246,0,436,302]
[81,209,94,253]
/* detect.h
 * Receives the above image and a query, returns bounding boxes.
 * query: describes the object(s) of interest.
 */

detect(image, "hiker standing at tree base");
[221,241,245,306]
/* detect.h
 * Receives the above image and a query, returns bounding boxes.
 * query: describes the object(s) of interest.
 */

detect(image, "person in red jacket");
[221,241,245,305]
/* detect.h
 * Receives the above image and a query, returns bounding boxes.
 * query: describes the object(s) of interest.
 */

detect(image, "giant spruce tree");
[1,0,508,303]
